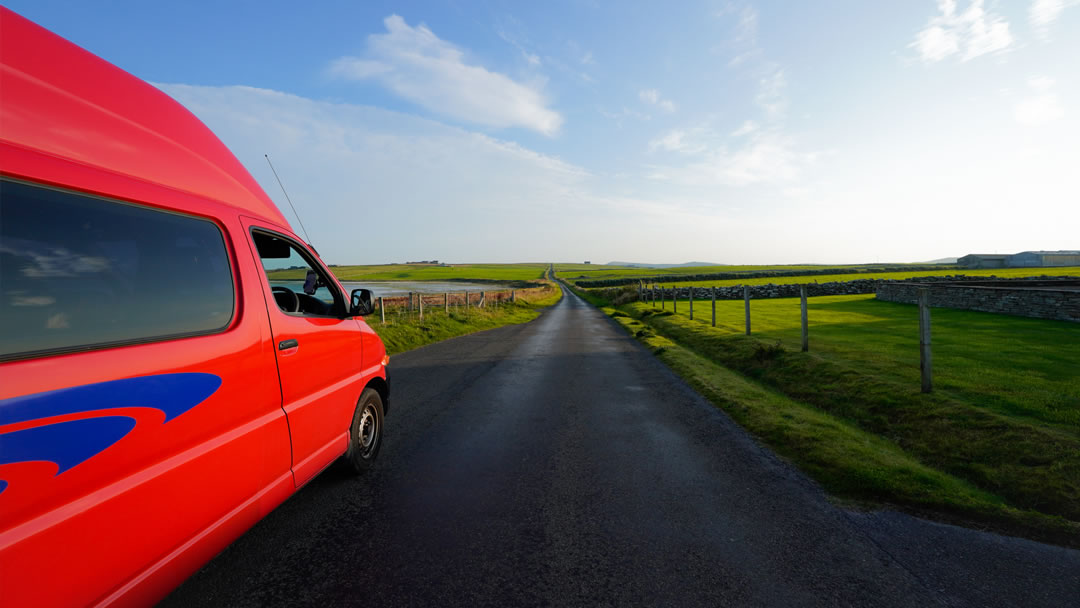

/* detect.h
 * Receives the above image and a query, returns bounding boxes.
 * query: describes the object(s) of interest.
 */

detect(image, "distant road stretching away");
[165,285,1080,607]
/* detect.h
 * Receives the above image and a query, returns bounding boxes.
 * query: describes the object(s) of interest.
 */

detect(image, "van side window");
[0,179,235,360]
[252,231,343,317]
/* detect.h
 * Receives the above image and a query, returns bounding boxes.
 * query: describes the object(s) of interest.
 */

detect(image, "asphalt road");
[164,286,1080,607]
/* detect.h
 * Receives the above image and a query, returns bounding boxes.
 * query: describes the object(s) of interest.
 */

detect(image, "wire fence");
[372,283,556,325]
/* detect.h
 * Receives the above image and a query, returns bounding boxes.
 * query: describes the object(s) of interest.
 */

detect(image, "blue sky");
[9,1,1080,264]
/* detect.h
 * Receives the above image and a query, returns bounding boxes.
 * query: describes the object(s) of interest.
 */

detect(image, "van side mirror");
[350,288,375,317]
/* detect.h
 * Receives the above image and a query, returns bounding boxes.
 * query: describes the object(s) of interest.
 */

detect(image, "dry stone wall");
[874,280,1080,323]
[642,275,1021,301]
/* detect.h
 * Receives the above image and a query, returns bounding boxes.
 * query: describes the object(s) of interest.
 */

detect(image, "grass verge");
[368,283,561,355]
[568,284,1080,546]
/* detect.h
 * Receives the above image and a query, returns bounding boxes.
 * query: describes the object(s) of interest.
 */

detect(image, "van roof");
[0,7,291,227]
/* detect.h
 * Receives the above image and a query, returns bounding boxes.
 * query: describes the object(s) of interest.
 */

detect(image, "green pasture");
[656,266,1080,288]
[270,262,549,283]
[554,262,943,281]
[656,293,1080,430]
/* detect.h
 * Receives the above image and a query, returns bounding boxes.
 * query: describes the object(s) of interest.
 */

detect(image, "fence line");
[370,284,555,324]
[631,282,938,392]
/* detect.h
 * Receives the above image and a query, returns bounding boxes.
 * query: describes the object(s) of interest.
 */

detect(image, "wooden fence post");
[800,285,809,352]
[511,289,516,303]
[480,292,486,308]
[464,291,469,314]
[744,285,751,335]
[661,287,665,310]
[689,287,694,320]
[711,287,716,327]
[445,292,449,313]
[919,289,933,393]
[407,292,413,314]
[419,293,424,321]
[673,287,678,313]
[379,296,385,324]
[652,285,656,308]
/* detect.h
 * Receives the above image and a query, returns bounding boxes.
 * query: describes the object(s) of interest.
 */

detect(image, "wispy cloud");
[639,88,677,113]
[648,129,707,154]
[645,5,813,188]
[1014,76,1064,126]
[328,15,562,135]
[731,120,758,137]
[911,0,1013,63]
[647,130,812,187]
[1030,0,1080,36]
[755,68,787,120]
[496,24,542,66]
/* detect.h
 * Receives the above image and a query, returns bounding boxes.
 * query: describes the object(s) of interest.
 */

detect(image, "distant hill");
[919,257,959,264]
[606,261,721,268]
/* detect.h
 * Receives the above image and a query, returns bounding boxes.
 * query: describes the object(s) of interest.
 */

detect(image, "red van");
[0,8,389,606]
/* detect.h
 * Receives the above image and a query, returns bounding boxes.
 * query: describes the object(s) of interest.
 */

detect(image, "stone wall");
[576,264,952,288]
[874,281,1080,323]
[640,274,1020,301]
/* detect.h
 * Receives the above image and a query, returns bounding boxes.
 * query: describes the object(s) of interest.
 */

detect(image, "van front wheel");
[343,388,384,474]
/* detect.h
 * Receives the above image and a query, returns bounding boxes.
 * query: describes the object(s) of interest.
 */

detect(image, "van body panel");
[242,218,371,487]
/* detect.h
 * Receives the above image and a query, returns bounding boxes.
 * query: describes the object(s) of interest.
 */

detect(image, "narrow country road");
[164,285,1080,607]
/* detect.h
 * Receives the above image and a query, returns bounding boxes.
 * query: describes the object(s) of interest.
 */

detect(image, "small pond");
[270,280,506,298]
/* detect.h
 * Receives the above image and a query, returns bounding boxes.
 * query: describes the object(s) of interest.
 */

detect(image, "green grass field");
[270,262,550,282]
[574,284,1080,544]
[659,293,1080,431]
[554,262,945,281]
[655,266,1080,288]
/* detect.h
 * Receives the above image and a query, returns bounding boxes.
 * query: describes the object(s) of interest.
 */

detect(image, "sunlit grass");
[658,294,1080,430]
[554,262,911,280]
[657,266,1080,287]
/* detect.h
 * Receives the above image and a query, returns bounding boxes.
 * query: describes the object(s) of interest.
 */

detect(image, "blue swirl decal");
[0,373,221,493]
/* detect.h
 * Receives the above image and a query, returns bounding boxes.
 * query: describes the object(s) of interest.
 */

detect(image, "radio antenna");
[264,154,313,245]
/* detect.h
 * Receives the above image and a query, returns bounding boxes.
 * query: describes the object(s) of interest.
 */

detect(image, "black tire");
[343,388,384,474]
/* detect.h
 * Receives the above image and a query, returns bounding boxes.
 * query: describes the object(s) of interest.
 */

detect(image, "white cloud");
[647,130,812,187]
[731,120,759,137]
[911,0,1013,63]
[581,51,595,65]
[1030,0,1080,36]
[648,129,708,155]
[1015,76,1064,126]
[1030,0,1065,26]
[755,68,787,119]
[639,88,677,113]
[329,15,562,135]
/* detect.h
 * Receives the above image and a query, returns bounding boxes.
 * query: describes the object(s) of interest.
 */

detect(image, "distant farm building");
[958,251,1080,269]
[1008,251,1080,267]
[957,254,1008,269]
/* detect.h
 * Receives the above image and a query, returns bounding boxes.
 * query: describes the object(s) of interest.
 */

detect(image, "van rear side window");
[0,180,235,360]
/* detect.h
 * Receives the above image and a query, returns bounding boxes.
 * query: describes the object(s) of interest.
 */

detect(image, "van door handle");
[278,339,299,351]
